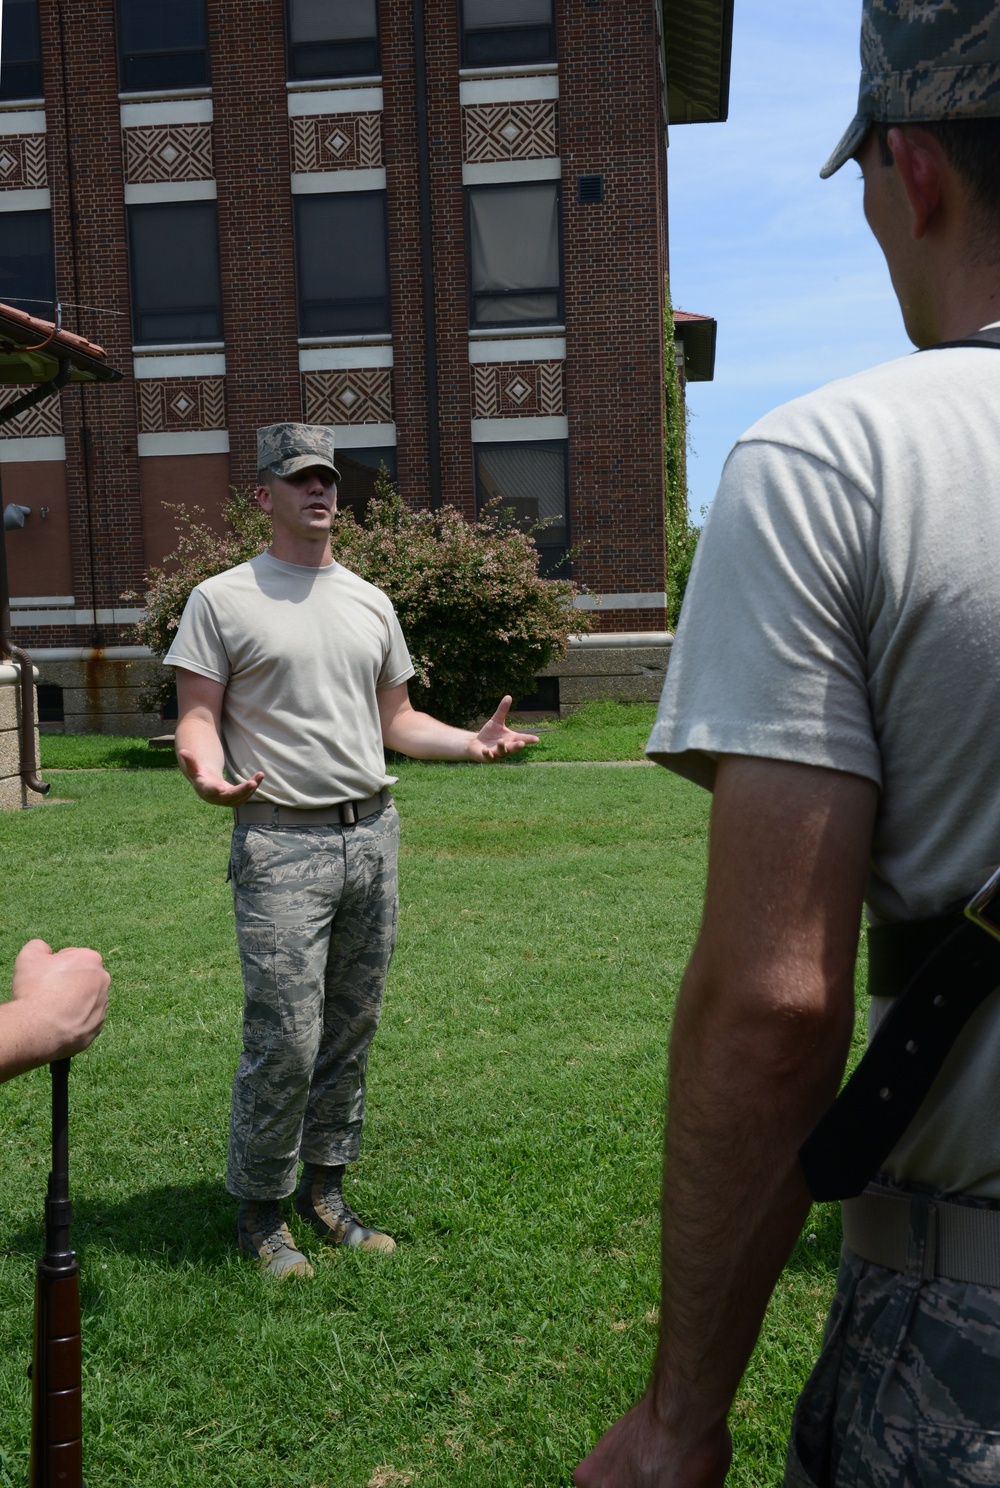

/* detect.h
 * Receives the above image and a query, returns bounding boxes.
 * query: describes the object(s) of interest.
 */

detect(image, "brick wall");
[39,0,143,628]
[559,0,668,632]
[206,0,299,487]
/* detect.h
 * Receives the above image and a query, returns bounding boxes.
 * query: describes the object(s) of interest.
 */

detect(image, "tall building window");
[0,0,43,101]
[0,211,55,317]
[128,201,222,344]
[467,183,561,328]
[286,0,380,81]
[475,441,569,576]
[117,0,209,93]
[294,193,389,337]
[461,0,555,68]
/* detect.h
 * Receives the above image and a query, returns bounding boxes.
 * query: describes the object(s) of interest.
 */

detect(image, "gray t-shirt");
[164,552,414,809]
[648,339,1000,1196]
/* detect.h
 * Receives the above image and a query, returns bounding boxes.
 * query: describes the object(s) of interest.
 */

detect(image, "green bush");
[663,276,701,629]
[127,470,587,726]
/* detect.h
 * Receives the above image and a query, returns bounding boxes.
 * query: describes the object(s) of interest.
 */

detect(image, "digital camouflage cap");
[256,423,342,481]
[821,0,1000,179]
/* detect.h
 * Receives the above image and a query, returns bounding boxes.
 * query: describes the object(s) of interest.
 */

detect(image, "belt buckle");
[341,800,358,826]
[965,865,1000,942]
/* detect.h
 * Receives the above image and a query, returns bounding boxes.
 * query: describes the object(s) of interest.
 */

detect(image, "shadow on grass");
[13,1179,235,1271]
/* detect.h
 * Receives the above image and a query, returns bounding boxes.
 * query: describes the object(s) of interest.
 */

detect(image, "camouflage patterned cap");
[821,0,1000,179]
[256,423,341,481]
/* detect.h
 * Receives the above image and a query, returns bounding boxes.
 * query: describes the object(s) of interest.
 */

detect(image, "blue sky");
[668,0,913,517]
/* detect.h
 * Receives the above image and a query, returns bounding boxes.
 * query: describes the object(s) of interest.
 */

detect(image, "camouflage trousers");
[225,806,399,1200]
[785,1193,1000,1487]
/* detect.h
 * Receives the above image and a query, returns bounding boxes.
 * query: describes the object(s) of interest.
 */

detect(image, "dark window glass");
[0,210,55,317]
[335,446,397,523]
[295,192,389,336]
[128,201,222,344]
[461,0,555,67]
[0,0,43,100]
[37,684,65,724]
[287,0,379,80]
[475,441,570,576]
[467,182,561,328]
[117,0,209,92]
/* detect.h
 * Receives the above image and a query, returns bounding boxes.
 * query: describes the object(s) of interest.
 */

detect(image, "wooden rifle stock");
[30,1057,83,1488]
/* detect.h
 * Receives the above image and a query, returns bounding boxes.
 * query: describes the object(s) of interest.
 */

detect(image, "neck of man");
[267,532,335,568]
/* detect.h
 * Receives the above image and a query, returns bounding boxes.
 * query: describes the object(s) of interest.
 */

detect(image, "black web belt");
[799,912,1000,1201]
[800,327,1000,1202]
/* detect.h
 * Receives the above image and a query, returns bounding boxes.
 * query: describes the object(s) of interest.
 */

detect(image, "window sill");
[286,76,382,92]
[468,324,565,338]
[458,63,557,80]
[297,334,391,347]
[118,86,212,102]
[131,341,225,354]
[0,96,45,110]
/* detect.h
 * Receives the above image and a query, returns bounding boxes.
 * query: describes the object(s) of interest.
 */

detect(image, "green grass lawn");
[2,740,864,1487]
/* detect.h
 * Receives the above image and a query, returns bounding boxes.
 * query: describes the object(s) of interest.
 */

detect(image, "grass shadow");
[12,1180,236,1271]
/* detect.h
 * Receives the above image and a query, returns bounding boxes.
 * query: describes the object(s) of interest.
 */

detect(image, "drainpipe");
[0,360,72,797]
[413,0,442,512]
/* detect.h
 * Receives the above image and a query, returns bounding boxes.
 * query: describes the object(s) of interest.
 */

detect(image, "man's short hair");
[875,119,1000,240]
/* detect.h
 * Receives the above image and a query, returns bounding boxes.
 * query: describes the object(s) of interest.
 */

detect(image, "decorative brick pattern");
[463,100,558,163]
[123,123,214,184]
[0,134,47,189]
[136,377,227,433]
[302,368,392,425]
[290,113,383,173]
[471,361,564,418]
[0,387,61,437]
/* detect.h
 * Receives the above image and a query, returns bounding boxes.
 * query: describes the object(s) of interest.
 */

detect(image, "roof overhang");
[662,0,735,125]
[674,311,718,382]
[0,303,123,387]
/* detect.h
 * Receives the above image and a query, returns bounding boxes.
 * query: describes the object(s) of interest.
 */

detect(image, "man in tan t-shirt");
[166,422,536,1279]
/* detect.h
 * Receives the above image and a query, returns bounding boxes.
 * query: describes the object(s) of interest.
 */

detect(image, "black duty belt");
[233,789,392,827]
[799,909,1000,1201]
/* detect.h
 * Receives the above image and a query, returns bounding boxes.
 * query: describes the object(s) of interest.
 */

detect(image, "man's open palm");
[467,695,539,761]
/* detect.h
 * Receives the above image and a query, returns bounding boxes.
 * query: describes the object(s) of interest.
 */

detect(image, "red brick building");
[0,0,731,731]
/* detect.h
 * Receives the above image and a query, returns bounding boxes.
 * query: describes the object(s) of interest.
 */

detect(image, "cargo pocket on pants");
[237,922,281,1048]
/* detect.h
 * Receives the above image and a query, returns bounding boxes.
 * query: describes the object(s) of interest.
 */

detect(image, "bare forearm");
[175,711,225,778]
[0,1000,61,1080]
[651,954,853,1435]
[381,707,477,760]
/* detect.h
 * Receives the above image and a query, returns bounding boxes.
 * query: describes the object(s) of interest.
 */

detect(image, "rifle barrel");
[30,1057,83,1488]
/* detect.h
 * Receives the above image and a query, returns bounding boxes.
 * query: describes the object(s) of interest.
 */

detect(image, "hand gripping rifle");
[29,1057,83,1487]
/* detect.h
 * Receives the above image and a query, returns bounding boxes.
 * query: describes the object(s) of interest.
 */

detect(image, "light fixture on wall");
[3,505,31,531]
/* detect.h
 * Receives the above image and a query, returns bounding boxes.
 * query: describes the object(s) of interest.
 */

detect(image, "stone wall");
[541,633,672,715]
[35,654,163,737]
[0,663,43,810]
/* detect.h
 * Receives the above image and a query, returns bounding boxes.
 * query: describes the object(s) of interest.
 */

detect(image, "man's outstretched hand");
[177,750,264,807]
[574,1396,732,1488]
[466,696,540,762]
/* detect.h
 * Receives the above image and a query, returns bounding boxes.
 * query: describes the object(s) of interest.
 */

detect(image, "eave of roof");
[662,0,735,125]
[673,310,718,382]
[0,302,123,386]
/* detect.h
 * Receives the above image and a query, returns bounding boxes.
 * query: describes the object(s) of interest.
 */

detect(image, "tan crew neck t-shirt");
[647,338,1000,1198]
[165,552,414,809]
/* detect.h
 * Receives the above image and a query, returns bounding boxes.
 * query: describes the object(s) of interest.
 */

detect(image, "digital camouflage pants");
[785,1197,1000,1487]
[225,807,399,1200]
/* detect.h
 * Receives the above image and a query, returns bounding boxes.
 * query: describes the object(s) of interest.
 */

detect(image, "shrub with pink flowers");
[127,468,585,725]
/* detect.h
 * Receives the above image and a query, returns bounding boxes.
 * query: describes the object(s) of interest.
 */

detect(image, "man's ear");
[887,125,944,240]
[255,483,273,513]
